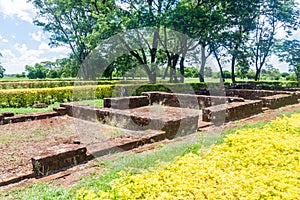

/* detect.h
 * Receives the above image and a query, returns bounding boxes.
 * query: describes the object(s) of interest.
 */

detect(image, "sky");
[0,0,70,74]
[0,0,299,74]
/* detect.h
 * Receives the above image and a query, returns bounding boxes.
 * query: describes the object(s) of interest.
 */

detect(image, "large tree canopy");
[29,0,300,83]
[276,39,300,87]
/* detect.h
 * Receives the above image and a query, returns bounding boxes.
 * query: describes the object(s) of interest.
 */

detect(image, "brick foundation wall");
[202,100,263,124]
[142,92,244,109]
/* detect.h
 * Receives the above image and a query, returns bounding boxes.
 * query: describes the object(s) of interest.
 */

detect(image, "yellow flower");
[76,114,300,199]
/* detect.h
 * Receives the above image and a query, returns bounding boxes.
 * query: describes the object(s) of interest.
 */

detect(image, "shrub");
[0,85,113,108]
[233,80,298,88]
[0,83,209,108]
[76,114,300,199]
[0,80,116,89]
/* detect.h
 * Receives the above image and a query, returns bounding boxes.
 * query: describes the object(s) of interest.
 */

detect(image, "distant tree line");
[25,0,299,86]
[0,53,5,78]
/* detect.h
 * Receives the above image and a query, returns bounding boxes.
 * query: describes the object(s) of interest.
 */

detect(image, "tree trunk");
[170,54,179,83]
[199,44,206,82]
[149,72,156,84]
[213,48,225,83]
[162,65,169,79]
[255,68,261,81]
[231,55,236,83]
[179,57,185,83]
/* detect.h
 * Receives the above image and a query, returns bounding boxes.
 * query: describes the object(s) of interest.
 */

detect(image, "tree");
[250,0,300,81]
[281,72,290,78]
[276,40,300,86]
[246,69,256,79]
[166,0,224,82]
[0,53,5,78]
[25,63,47,79]
[261,65,281,80]
[184,67,199,78]
[204,66,213,77]
[29,0,117,79]
[115,0,183,83]
[220,0,261,83]
[56,56,80,78]
[236,50,251,79]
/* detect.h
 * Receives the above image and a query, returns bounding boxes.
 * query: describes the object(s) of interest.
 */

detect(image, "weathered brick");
[202,100,263,124]
[31,144,87,177]
[104,96,149,109]
[260,94,299,109]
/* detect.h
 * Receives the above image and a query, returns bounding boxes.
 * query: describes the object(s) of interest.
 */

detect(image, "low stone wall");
[0,111,60,125]
[104,96,149,109]
[260,94,299,109]
[202,100,263,123]
[142,91,244,109]
[31,144,87,177]
[60,103,199,138]
[225,89,297,100]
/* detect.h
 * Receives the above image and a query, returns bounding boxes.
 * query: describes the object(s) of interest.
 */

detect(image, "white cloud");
[30,31,44,42]
[0,35,9,43]
[38,42,49,50]
[1,49,15,58]
[1,47,45,74]
[14,43,28,54]
[38,42,71,54]
[1,42,71,74]
[0,0,36,23]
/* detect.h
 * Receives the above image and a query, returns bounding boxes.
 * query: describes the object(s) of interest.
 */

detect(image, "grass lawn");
[0,99,104,115]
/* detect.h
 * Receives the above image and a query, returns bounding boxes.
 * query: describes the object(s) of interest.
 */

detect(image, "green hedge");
[112,82,208,96]
[0,85,113,108]
[0,80,117,89]
[233,80,298,87]
[0,83,209,108]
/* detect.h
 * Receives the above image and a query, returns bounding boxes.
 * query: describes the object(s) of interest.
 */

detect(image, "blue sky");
[0,0,70,74]
[0,0,299,74]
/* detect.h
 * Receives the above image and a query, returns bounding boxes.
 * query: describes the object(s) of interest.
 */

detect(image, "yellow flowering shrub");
[76,114,300,199]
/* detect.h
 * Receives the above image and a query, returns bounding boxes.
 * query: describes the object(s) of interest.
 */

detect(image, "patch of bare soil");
[0,115,122,182]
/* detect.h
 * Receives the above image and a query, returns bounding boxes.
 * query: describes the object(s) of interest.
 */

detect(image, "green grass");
[73,99,103,107]
[102,138,202,173]
[0,103,61,114]
[0,99,103,115]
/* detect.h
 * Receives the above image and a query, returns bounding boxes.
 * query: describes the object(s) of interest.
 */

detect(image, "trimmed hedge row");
[0,83,209,108]
[0,80,118,89]
[4,80,299,108]
[231,80,298,88]
[0,85,113,108]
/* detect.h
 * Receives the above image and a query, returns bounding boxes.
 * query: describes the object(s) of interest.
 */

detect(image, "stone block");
[31,144,87,177]
[104,96,149,109]
[2,112,59,124]
[202,100,263,124]
[53,107,67,115]
[32,103,48,108]
[2,112,14,117]
[142,91,244,109]
[260,94,299,109]
[62,104,199,138]
[225,89,295,100]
